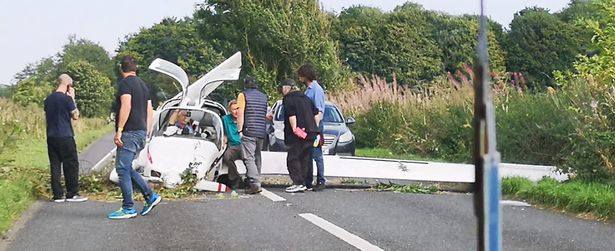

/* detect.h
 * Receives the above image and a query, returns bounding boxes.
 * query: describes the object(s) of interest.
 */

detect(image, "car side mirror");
[345,117,356,125]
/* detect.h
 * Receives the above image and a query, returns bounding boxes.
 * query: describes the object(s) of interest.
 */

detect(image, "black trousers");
[286,140,312,185]
[47,137,79,199]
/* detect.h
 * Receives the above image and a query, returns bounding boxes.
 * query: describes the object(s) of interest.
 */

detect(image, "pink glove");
[293,127,307,140]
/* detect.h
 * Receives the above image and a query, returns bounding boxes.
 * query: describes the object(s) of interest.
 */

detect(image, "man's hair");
[227,99,237,110]
[120,55,138,73]
[244,76,257,89]
[177,109,189,116]
[57,74,73,87]
[297,63,317,81]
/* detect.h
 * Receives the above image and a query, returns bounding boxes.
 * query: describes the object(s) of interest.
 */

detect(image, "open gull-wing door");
[185,52,242,107]
[148,58,190,101]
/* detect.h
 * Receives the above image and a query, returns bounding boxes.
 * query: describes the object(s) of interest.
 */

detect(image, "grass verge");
[0,123,112,236]
[369,182,438,194]
[502,177,615,221]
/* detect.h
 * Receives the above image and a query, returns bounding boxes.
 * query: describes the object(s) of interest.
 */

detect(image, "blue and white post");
[473,0,502,250]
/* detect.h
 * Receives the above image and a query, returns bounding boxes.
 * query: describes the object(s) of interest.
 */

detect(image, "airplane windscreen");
[155,108,222,146]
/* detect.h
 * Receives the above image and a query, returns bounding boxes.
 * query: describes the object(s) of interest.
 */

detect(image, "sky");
[0,0,570,85]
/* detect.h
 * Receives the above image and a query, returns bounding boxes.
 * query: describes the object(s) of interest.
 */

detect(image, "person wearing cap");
[279,79,320,193]
[44,74,88,203]
[236,77,268,194]
[297,63,327,191]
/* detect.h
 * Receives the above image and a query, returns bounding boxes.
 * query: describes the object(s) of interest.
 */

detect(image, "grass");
[369,183,438,194]
[502,177,615,221]
[0,108,112,236]
[11,124,112,169]
[355,148,441,162]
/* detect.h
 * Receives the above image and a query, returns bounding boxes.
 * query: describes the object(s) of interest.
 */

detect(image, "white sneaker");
[53,197,66,203]
[66,195,88,202]
[285,185,306,193]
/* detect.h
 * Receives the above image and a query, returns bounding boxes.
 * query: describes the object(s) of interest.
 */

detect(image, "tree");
[0,85,15,98]
[65,60,114,117]
[11,57,56,106]
[58,35,115,81]
[377,3,443,85]
[428,14,506,74]
[116,18,225,102]
[12,78,53,106]
[333,6,385,76]
[194,0,350,101]
[505,7,587,87]
[333,3,443,86]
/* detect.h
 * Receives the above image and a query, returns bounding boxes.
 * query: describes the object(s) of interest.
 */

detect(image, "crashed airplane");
[109,52,242,192]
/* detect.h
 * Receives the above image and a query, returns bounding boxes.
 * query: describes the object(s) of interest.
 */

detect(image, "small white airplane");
[110,52,242,192]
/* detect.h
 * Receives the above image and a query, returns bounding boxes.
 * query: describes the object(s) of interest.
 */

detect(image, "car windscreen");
[274,104,344,123]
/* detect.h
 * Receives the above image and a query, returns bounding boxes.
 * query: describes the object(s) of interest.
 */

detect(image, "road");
[4,189,615,251]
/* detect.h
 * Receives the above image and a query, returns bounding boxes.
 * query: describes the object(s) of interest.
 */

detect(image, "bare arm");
[237,107,245,133]
[67,87,79,120]
[147,100,153,136]
[315,112,322,126]
[114,94,131,147]
[71,108,80,120]
[289,115,297,131]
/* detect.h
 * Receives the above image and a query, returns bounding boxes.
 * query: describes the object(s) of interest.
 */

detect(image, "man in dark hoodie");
[279,79,320,193]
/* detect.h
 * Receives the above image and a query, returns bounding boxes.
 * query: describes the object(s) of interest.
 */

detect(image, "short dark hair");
[280,78,296,87]
[244,76,257,89]
[297,63,316,81]
[120,55,137,73]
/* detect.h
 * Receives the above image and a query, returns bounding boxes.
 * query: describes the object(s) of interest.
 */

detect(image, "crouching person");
[280,79,320,193]
[222,100,243,190]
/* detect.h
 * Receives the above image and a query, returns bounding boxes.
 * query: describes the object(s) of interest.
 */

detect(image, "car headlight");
[338,131,353,143]
[274,129,284,140]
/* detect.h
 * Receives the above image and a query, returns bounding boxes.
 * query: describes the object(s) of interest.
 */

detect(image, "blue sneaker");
[107,208,137,220]
[141,193,162,216]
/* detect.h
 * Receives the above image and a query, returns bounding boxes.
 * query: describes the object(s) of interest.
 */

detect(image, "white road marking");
[91,147,116,172]
[500,200,531,207]
[260,188,286,202]
[299,213,384,251]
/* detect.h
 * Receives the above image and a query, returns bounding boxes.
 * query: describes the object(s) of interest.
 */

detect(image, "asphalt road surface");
[4,189,615,251]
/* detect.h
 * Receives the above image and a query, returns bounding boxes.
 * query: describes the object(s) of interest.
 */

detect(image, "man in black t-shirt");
[279,79,319,193]
[107,55,161,220]
[44,74,87,203]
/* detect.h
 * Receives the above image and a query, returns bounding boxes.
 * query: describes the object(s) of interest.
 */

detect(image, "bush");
[496,90,576,165]
[504,177,615,220]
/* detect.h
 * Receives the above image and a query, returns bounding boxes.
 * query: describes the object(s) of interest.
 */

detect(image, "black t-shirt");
[282,91,319,145]
[44,91,76,138]
[115,76,150,132]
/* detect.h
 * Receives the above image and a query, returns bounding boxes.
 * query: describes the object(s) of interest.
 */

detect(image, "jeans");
[47,137,80,199]
[306,124,326,187]
[241,136,264,186]
[116,130,152,209]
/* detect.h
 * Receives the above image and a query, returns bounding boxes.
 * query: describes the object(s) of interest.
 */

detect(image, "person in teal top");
[222,100,243,189]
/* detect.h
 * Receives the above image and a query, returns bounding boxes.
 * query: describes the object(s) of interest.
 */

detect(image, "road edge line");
[299,213,383,251]
[91,147,116,173]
